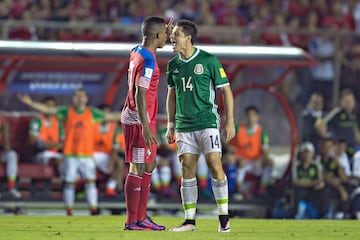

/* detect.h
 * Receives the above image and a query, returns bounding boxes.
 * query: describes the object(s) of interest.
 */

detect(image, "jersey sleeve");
[209,55,229,89]
[135,55,155,89]
[90,107,106,123]
[112,126,121,150]
[56,106,69,120]
[261,129,269,149]
[58,119,65,141]
[29,117,42,136]
[166,62,175,89]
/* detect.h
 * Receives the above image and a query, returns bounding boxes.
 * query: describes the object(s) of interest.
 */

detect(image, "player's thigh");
[63,157,79,183]
[93,152,110,174]
[196,128,222,155]
[123,124,157,164]
[78,158,96,181]
[176,131,201,156]
[36,151,62,164]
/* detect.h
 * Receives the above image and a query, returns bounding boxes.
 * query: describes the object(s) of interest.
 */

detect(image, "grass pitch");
[0,216,359,240]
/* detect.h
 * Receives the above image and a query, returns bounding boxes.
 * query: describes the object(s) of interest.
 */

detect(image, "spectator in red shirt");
[322,1,355,31]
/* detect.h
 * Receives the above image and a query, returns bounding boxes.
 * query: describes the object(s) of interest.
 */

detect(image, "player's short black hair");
[336,138,347,145]
[176,19,197,45]
[245,105,259,114]
[340,88,354,99]
[98,103,111,110]
[141,16,165,37]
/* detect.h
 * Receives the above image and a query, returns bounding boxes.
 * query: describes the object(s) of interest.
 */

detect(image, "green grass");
[0,216,359,240]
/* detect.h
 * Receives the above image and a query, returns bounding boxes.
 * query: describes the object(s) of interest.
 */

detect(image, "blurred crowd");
[1,0,360,44]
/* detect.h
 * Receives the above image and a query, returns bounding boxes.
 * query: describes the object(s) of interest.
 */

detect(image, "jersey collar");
[178,47,200,63]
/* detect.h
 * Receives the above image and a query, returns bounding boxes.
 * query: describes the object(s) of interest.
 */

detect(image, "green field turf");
[0,216,359,240]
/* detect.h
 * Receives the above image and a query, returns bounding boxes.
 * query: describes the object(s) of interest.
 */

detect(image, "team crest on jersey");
[194,64,203,75]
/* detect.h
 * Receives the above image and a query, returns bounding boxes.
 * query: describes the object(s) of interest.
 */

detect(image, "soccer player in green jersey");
[166,19,235,232]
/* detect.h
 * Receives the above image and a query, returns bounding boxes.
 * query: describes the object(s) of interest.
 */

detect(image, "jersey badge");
[219,68,227,78]
[144,67,153,79]
[194,64,204,75]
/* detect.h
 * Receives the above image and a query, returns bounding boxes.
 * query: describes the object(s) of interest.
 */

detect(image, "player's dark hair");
[98,103,111,110]
[245,105,259,114]
[74,88,87,96]
[141,16,165,37]
[340,88,354,99]
[336,138,347,145]
[176,19,197,45]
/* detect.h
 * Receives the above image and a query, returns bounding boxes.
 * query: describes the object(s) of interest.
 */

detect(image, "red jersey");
[121,45,160,126]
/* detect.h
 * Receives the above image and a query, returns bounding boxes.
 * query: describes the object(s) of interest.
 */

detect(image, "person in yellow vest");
[0,116,21,199]
[94,104,124,197]
[18,89,121,215]
[29,97,64,174]
[227,106,273,197]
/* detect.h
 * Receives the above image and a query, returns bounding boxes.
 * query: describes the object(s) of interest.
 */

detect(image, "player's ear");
[156,33,159,39]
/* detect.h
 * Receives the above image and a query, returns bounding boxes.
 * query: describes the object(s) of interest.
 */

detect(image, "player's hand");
[166,127,175,144]
[166,17,174,37]
[17,94,32,105]
[142,125,157,147]
[222,120,235,143]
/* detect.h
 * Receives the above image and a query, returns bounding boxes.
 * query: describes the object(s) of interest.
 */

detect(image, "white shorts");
[35,151,63,164]
[176,128,222,156]
[64,157,96,182]
[93,152,111,174]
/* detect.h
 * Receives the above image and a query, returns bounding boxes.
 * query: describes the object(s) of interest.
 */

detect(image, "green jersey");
[167,48,229,132]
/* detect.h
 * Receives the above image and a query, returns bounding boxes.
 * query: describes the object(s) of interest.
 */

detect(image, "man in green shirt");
[18,89,121,215]
[166,19,235,232]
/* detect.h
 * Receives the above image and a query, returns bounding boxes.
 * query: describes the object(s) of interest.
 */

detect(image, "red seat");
[17,163,57,179]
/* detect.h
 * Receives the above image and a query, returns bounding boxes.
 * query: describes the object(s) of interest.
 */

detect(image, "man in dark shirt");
[292,142,329,218]
[301,92,326,151]
[323,89,360,157]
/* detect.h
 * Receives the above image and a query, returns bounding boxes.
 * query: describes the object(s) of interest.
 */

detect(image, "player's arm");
[166,88,176,144]
[18,94,56,115]
[219,85,235,143]
[135,85,157,147]
[103,111,122,122]
[355,125,360,144]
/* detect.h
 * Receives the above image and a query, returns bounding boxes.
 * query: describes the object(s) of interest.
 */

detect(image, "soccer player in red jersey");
[121,16,172,231]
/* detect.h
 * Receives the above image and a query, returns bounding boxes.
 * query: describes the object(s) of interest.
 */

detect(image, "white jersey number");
[181,77,193,92]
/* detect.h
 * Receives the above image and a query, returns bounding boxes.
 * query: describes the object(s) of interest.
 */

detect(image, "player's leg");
[2,150,21,198]
[197,153,211,198]
[170,131,199,232]
[169,152,182,186]
[259,158,273,194]
[79,157,98,215]
[94,151,116,196]
[200,128,230,233]
[151,156,162,193]
[158,158,172,196]
[63,157,78,215]
[138,143,166,230]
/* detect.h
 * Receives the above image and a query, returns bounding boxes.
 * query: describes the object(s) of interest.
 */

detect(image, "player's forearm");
[135,88,150,129]
[222,86,234,124]
[166,89,176,123]
[27,100,56,115]
[105,112,122,122]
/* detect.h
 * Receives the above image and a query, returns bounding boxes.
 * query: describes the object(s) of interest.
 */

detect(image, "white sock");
[64,184,75,208]
[85,183,98,208]
[106,179,117,190]
[4,150,18,179]
[160,166,171,186]
[212,176,229,215]
[261,166,272,185]
[181,177,198,220]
